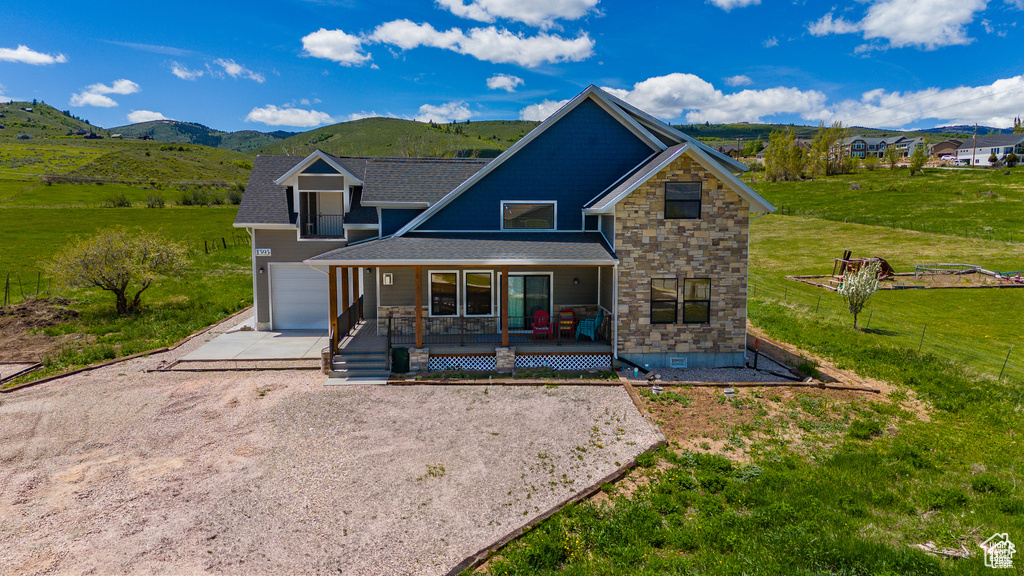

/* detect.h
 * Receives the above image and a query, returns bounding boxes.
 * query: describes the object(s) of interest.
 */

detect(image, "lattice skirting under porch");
[428,355,497,371]
[515,354,612,370]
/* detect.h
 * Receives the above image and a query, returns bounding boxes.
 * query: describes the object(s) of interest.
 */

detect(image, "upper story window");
[665,182,702,220]
[502,202,556,230]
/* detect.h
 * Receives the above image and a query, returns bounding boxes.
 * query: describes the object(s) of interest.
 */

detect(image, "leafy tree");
[46,227,188,314]
[862,155,879,171]
[883,144,901,169]
[909,145,927,176]
[838,262,880,329]
[764,129,805,182]
[809,121,854,176]
[1006,152,1018,167]
[988,152,999,165]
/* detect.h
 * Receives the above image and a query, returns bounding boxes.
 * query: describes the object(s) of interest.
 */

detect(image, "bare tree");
[46,227,188,314]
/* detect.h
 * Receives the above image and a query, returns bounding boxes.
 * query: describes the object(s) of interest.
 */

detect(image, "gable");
[303,158,339,174]
[416,98,654,231]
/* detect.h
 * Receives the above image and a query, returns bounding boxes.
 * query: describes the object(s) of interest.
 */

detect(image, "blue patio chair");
[575,309,604,341]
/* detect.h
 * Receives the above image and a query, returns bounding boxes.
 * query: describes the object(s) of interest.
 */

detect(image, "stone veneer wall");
[615,155,749,366]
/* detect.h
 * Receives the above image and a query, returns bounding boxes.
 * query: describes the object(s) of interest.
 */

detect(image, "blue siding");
[381,208,423,236]
[419,98,654,231]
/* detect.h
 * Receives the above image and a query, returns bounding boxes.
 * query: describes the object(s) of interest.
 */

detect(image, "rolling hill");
[110,120,297,152]
[0,102,107,140]
[254,118,538,158]
[675,122,975,145]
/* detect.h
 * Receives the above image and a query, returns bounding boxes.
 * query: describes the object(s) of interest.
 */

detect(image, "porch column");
[353,267,363,321]
[328,265,338,352]
[501,265,509,347]
[340,266,350,336]
[414,266,423,349]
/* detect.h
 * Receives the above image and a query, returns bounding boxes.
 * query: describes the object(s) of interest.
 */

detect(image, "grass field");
[757,167,1024,242]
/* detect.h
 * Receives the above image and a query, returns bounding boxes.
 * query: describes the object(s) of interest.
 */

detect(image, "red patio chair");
[532,310,551,340]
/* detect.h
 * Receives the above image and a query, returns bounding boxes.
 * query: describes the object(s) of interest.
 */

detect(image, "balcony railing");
[387,310,612,347]
[301,213,345,238]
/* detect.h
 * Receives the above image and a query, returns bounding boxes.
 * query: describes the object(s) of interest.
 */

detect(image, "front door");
[507,275,551,329]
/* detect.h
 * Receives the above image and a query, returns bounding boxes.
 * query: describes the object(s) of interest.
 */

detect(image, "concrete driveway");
[0,317,660,575]
[183,328,328,361]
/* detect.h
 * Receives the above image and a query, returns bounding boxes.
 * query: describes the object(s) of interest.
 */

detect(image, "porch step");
[330,349,389,381]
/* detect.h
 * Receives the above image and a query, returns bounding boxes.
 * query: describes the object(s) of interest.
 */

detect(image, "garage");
[270,264,329,329]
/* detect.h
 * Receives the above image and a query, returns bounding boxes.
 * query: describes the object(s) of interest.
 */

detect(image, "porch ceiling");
[305,232,617,267]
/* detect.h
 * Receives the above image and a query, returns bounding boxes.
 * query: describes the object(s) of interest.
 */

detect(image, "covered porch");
[309,232,618,371]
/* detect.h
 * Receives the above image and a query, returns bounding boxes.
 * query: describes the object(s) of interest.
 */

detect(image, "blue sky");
[2,0,1024,132]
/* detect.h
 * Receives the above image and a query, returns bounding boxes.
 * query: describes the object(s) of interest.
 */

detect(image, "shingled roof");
[361,157,490,205]
[234,155,304,226]
[306,232,616,265]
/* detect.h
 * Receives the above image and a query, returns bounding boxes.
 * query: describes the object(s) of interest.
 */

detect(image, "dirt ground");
[0,316,660,575]
[0,298,79,362]
[793,270,1023,291]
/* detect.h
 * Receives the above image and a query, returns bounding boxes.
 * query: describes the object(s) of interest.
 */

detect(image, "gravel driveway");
[0,317,660,575]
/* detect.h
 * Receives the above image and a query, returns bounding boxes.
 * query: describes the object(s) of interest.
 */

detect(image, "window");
[650,278,678,324]
[683,279,711,324]
[464,271,493,316]
[665,182,701,219]
[429,272,458,316]
[502,202,555,230]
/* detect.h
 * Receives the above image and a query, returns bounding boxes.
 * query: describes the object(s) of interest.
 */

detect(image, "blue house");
[235,85,774,376]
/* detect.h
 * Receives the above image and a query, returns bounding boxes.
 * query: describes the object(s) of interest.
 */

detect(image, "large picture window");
[464,271,493,316]
[650,278,678,324]
[429,271,458,316]
[683,279,711,324]
[665,182,702,219]
[502,202,556,230]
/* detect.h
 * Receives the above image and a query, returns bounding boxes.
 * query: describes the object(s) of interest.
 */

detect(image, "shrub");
[848,418,883,439]
[921,486,968,510]
[862,156,879,171]
[104,191,131,208]
[145,194,165,208]
[227,189,243,205]
[746,160,764,172]
[1005,152,1018,167]
[970,473,1008,494]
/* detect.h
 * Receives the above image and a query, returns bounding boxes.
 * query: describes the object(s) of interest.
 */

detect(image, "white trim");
[583,145,688,214]
[428,270,461,317]
[234,223,296,230]
[343,223,379,230]
[463,270,495,317]
[612,263,618,359]
[273,150,363,186]
[500,200,558,231]
[305,258,619,267]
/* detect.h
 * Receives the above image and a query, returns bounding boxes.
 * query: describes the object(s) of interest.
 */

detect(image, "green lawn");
[757,167,1024,242]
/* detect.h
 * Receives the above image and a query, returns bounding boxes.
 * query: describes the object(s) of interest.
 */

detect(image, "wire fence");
[1,231,251,307]
[773,205,1022,244]
[750,273,1023,384]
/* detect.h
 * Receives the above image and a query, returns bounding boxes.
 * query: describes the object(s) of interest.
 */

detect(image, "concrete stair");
[328,349,390,383]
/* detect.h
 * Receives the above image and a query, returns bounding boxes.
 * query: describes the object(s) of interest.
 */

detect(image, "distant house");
[715,143,744,158]
[956,134,1024,166]
[755,138,811,162]
[84,132,103,140]
[137,134,152,140]
[20,107,33,113]
[110,133,123,139]
[892,136,925,158]
[929,139,962,158]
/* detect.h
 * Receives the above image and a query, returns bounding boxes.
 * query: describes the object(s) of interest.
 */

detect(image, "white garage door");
[270,265,329,329]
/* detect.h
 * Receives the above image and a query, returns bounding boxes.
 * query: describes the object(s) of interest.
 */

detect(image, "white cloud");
[724,75,752,87]
[518,98,569,121]
[0,45,67,65]
[347,110,398,121]
[127,110,170,123]
[369,20,593,67]
[70,79,140,107]
[171,62,203,80]
[245,105,334,127]
[435,0,600,29]
[486,73,524,91]
[213,59,265,83]
[706,0,760,11]
[301,28,373,66]
[414,101,474,123]
[808,0,989,50]
[70,92,118,107]
[763,36,779,48]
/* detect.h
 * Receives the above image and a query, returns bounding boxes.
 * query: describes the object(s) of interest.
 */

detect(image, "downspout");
[247,227,258,330]
[612,262,619,359]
